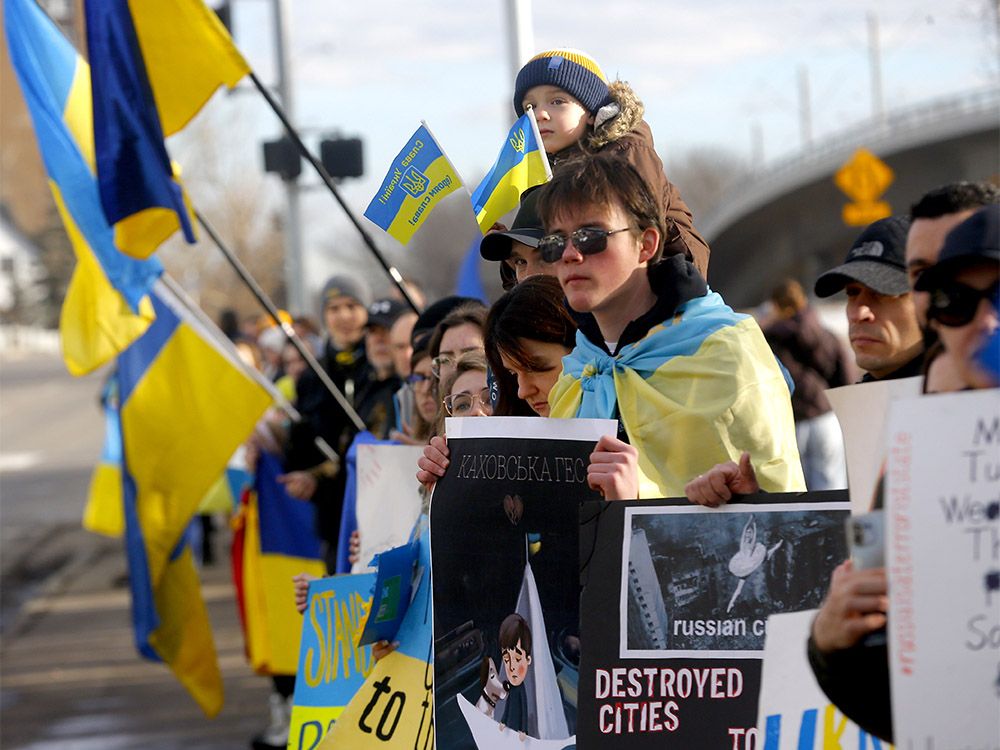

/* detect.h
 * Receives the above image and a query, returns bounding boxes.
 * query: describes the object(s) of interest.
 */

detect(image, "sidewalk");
[0,525,273,749]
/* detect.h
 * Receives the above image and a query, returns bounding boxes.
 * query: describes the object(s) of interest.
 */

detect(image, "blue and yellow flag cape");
[118,284,273,716]
[364,123,463,245]
[4,0,162,375]
[470,109,551,233]
[83,0,250,259]
[550,292,805,498]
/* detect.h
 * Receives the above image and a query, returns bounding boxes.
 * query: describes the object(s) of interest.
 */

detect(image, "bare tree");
[666,147,752,222]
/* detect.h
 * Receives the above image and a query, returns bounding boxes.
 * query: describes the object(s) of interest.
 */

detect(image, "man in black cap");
[355,298,407,439]
[815,216,924,382]
[480,188,552,290]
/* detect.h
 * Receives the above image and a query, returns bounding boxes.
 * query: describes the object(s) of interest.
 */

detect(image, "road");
[0,351,271,749]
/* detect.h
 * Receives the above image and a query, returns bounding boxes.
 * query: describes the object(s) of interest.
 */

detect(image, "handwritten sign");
[886,390,1000,747]
[288,573,376,750]
[354,444,425,572]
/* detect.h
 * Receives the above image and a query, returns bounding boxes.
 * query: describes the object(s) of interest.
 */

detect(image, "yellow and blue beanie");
[513,48,611,116]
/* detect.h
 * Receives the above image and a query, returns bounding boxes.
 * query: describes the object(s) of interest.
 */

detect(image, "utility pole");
[750,121,764,170]
[867,11,886,127]
[271,0,305,314]
[505,0,534,91]
[797,64,812,148]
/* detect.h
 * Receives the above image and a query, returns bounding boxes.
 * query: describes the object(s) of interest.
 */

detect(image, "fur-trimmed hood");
[585,79,645,150]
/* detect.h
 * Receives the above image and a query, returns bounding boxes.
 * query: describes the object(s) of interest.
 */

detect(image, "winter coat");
[550,81,711,278]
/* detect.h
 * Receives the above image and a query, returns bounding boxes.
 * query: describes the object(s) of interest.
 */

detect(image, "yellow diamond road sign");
[835,148,894,226]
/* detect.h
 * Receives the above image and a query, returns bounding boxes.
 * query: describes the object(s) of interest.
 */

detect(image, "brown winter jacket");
[550,81,711,278]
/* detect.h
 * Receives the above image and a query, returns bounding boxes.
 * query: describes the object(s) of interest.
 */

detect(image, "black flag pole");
[248,71,421,314]
[195,209,367,433]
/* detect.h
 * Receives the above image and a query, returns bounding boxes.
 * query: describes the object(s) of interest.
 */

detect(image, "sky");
[176,0,999,299]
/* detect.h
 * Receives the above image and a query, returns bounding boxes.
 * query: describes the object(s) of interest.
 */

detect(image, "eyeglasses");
[431,347,481,377]
[537,227,631,263]
[443,387,492,416]
[406,373,431,386]
[928,282,1000,327]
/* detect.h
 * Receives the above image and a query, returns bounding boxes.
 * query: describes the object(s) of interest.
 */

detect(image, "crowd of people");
[218,48,997,748]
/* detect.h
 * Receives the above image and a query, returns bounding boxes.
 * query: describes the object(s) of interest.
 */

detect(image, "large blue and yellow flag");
[4,0,163,375]
[235,451,325,676]
[470,108,551,233]
[118,283,273,716]
[82,376,125,537]
[364,123,463,245]
[83,0,249,259]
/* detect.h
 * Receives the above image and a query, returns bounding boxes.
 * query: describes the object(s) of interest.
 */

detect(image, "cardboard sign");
[288,573,377,750]
[431,416,615,750]
[826,378,921,514]
[755,610,891,749]
[354,443,425,572]
[886,390,1000,747]
[578,494,849,748]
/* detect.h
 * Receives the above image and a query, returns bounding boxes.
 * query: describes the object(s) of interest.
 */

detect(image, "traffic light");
[320,137,364,180]
[262,137,301,181]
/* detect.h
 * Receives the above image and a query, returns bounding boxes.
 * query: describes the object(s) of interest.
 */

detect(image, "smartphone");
[847,510,885,570]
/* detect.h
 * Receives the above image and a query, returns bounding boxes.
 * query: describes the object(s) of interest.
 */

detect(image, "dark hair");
[499,613,532,657]
[910,182,999,220]
[428,302,488,359]
[535,152,665,264]
[484,276,576,416]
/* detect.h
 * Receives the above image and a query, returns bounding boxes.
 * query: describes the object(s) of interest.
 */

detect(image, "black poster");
[431,416,614,750]
[578,493,849,749]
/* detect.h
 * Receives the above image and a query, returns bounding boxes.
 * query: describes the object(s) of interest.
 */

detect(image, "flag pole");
[195,209,367,433]
[247,71,421,314]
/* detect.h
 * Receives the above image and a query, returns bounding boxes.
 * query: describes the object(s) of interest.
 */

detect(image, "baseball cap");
[914,206,999,292]
[480,188,544,262]
[365,298,407,329]
[814,216,912,298]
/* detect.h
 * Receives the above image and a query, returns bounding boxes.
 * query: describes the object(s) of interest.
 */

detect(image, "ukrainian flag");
[5,0,162,375]
[364,123,463,245]
[235,451,325,676]
[82,377,125,537]
[470,109,551,234]
[118,283,273,716]
[82,0,249,260]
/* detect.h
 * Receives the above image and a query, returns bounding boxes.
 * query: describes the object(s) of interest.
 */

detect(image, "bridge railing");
[702,85,1000,240]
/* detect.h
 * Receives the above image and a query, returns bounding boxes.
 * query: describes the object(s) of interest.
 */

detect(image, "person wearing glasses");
[437,351,493,433]
[534,152,803,499]
[805,205,999,745]
[427,302,488,399]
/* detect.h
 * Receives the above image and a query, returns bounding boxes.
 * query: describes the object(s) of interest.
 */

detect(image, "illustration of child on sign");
[498,613,532,741]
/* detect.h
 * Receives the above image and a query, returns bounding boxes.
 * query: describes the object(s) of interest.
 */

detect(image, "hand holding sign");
[811,560,888,652]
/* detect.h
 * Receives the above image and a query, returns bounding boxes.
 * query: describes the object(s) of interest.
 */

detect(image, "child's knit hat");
[513,49,611,117]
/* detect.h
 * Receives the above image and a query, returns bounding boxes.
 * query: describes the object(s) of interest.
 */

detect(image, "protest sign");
[288,573,377,750]
[431,416,615,750]
[886,389,1000,747]
[318,516,435,750]
[578,494,849,748]
[826,378,921,514]
[755,610,891,749]
[354,443,425,572]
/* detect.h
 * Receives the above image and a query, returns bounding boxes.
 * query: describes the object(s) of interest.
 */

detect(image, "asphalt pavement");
[1,350,273,749]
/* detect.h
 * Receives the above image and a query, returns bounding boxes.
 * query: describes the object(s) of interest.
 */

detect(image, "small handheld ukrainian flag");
[364,123,463,245]
[470,108,551,234]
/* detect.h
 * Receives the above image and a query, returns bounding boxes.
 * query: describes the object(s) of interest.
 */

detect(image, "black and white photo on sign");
[621,503,849,659]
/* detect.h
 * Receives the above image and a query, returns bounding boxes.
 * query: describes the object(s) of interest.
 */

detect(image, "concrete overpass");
[700,86,1000,308]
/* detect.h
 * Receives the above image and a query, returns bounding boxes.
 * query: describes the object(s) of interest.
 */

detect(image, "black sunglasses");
[928,281,1000,327]
[537,227,630,263]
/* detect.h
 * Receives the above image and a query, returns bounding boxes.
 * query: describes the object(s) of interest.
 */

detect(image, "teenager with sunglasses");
[537,152,804,499]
